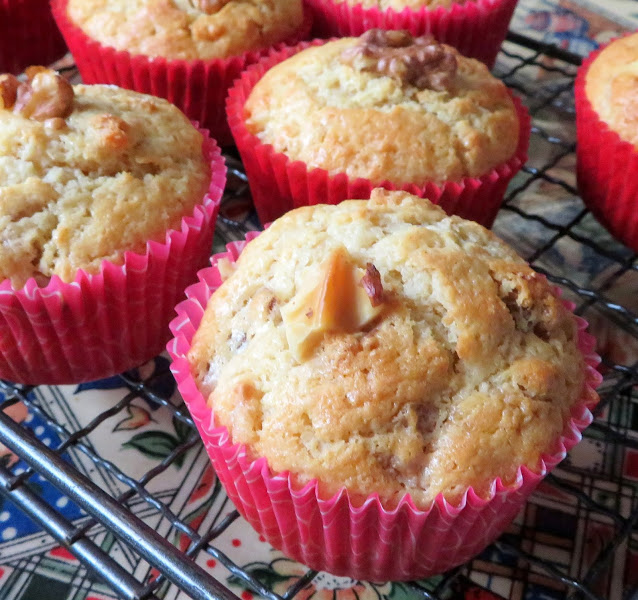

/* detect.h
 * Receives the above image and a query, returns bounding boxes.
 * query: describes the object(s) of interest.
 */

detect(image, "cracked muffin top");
[188,189,587,507]
[66,0,304,60]
[0,68,210,287]
[585,32,638,148]
[244,31,520,184]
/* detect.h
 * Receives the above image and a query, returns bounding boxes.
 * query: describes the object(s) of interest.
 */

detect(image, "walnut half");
[0,67,74,121]
[341,29,458,92]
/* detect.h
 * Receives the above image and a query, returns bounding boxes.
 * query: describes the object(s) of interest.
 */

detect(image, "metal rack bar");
[0,410,240,600]
[505,31,583,65]
[493,541,604,600]
[0,462,159,600]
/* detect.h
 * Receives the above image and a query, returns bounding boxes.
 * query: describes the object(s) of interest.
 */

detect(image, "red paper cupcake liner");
[226,40,530,227]
[167,235,601,581]
[304,0,518,67]
[50,0,312,147]
[575,37,638,253]
[0,128,225,385]
[0,0,67,74]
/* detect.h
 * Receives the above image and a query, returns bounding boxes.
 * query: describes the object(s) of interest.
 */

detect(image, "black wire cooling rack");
[0,31,637,600]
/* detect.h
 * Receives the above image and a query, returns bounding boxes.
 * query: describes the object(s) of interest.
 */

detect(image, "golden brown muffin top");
[585,32,638,147]
[245,32,520,184]
[67,0,304,60]
[0,69,210,287]
[188,189,586,508]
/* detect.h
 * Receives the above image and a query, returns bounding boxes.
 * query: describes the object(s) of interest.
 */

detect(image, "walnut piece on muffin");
[584,32,638,148]
[244,31,520,184]
[0,67,210,287]
[0,67,73,121]
[340,29,458,91]
[66,0,304,60]
[188,189,587,507]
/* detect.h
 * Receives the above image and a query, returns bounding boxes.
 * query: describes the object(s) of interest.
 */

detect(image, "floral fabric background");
[0,1,637,599]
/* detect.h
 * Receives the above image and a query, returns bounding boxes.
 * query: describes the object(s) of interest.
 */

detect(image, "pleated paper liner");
[51,0,312,146]
[167,235,601,582]
[575,36,638,253]
[226,39,531,226]
[0,0,67,74]
[0,128,225,385]
[304,0,518,67]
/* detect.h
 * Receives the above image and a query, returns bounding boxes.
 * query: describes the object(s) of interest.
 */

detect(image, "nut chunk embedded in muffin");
[244,31,521,184]
[188,189,588,507]
[0,68,210,287]
[281,246,385,360]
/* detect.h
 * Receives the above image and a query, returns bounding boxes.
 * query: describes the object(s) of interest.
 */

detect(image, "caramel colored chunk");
[281,246,384,360]
[341,29,457,91]
[8,67,74,121]
[0,74,19,110]
[91,114,131,150]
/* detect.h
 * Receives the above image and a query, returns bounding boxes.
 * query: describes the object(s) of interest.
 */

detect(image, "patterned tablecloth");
[0,2,637,600]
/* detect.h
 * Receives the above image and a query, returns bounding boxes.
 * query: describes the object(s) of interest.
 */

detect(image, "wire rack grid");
[0,31,636,600]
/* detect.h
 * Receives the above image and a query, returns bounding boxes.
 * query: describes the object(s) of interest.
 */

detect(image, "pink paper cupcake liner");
[575,37,638,253]
[0,0,67,74]
[226,39,530,227]
[0,128,225,385]
[50,0,312,147]
[305,0,518,67]
[167,235,602,581]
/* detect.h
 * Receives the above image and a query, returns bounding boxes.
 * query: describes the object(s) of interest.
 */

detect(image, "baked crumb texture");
[0,72,210,287]
[67,0,304,60]
[188,189,586,507]
[245,35,519,184]
[585,32,638,148]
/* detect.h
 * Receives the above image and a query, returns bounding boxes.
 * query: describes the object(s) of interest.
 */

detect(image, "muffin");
[169,189,601,580]
[305,0,517,67]
[227,32,530,224]
[575,33,638,252]
[0,0,67,74]
[51,0,311,145]
[0,67,225,384]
